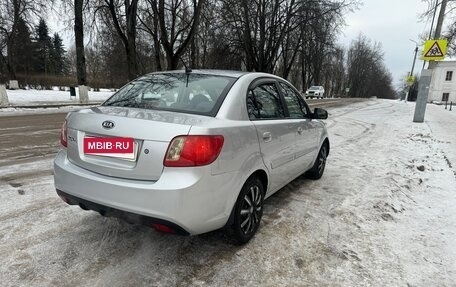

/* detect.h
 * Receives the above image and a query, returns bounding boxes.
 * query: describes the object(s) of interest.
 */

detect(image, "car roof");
[148,69,250,79]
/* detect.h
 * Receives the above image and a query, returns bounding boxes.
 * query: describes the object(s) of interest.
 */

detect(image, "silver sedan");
[54,70,329,244]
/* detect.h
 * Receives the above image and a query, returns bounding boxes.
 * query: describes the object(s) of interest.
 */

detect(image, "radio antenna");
[180,58,192,87]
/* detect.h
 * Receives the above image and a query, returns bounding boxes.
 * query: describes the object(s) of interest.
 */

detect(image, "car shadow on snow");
[50,174,318,284]
[54,212,246,285]
[69,173,317,253]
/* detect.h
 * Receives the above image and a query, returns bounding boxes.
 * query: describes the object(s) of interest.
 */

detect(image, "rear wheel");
[230,177,264,244]
[306,143,328,180]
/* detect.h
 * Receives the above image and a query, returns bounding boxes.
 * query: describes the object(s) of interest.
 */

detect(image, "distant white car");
[305,86,325,99]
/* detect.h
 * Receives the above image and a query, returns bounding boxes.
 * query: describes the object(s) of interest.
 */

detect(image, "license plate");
[83,137,137,160]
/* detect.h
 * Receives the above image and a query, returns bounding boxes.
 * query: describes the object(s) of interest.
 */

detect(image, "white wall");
[428,61,456,103]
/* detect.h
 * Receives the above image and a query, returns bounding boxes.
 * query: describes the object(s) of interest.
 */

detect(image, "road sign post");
[413,69,432,122]
[403,46,419,102]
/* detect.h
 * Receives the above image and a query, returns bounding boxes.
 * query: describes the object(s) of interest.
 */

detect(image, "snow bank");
[6,88,114,104]
[0,106,94,116]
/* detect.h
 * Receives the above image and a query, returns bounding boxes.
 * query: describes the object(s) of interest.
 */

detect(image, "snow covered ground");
[0,99,455,286]
[5,88,114,105]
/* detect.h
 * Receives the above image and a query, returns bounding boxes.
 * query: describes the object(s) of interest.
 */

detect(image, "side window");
[247,83,285,120]
[279,82,308,118]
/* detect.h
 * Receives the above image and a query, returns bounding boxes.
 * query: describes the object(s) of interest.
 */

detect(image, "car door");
[279,82,319,172]
[247,79,296,193]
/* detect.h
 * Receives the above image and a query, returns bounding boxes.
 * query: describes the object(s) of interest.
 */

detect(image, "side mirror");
[312,108,328,119]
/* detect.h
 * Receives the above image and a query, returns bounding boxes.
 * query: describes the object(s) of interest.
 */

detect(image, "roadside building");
[428,60,456,103]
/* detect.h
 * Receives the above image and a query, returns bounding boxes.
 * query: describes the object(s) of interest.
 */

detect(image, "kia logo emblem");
[102,120,115,129]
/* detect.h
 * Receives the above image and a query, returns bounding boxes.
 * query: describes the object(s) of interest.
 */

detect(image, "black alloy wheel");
[307,144,328,180]
[231,177,264,244]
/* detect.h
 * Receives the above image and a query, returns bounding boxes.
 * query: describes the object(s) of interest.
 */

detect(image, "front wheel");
[230,177,264,244]
[306,144,328,180]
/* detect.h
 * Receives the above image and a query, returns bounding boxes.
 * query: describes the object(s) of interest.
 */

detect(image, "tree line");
[1,0,396,99]
[1,2,69,88]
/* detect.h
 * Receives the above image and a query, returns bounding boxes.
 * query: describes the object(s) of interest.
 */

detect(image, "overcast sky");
[338,0,433,87]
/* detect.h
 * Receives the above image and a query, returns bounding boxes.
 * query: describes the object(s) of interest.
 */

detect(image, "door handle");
[297,127,303,135]
[263,132,272,142]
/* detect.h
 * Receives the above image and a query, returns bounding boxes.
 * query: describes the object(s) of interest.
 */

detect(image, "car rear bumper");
[56,189,190,235]
[53,150,241,235]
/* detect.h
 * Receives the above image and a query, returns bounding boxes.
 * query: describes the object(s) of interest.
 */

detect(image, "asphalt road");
[0,113,65,168]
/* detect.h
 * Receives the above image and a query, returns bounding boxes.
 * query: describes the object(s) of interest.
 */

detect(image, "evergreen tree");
[11,17,34,75]
[50,33,68,75]
[34,18,52,74]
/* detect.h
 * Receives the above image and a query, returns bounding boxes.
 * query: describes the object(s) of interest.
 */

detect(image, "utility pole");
[405,46,419,102]
[413,0,448,123]
[430,0,448,69]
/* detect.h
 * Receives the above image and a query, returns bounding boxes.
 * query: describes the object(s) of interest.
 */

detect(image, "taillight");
[164,135,224,167]
[60,119,68,147]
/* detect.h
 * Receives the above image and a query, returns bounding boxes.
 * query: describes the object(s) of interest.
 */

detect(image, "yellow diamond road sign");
[406,75,415,86]
[422,39,447,61]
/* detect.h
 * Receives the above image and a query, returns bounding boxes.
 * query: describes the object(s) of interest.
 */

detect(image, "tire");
[306,143,328,180]
[230,177,264,244]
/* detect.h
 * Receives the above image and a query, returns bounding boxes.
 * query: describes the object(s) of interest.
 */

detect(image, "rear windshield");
[102,73,236,116]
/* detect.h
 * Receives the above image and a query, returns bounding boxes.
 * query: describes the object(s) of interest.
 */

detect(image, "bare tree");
[142,0,206,70]
[279,25,302,79]
[95,0,139,80]
[321,46,345,97]
[346,34,395,99]
[220,0,357,81]
[296,1,357,91]
[138,1,163,71]
[187,0,243,70]
[220,0,298,73]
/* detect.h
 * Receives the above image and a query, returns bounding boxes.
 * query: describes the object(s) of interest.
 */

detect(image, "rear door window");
[279,82,309,118]
[247,83,285,120]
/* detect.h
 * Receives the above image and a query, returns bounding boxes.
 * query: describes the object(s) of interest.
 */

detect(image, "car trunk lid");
[65,106,207,181]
